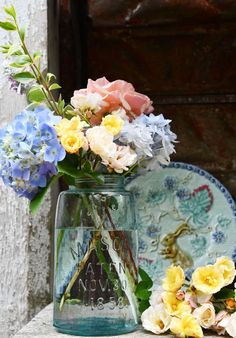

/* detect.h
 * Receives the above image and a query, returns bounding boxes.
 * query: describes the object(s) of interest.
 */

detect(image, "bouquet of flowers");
[0,5,177,328]
[140,257,236,338]
[0,5,176,213]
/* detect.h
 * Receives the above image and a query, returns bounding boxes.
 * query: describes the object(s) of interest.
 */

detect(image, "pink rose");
[71,77,154,124]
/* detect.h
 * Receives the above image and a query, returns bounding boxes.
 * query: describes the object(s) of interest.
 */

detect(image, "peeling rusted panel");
[59,0,236,198]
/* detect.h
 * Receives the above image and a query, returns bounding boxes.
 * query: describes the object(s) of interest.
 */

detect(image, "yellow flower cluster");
[55,116,88,154]
[192,256,236,294]
[142,257,236,338]
[55,114,125,156]
[161,265,203,338]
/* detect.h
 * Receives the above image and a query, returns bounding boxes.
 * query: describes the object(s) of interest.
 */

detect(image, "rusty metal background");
[58,0,236,198]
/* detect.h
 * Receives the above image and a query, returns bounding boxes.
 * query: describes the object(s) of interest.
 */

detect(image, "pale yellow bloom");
[61,131,87,154]
[193,303,216,329]
[55,116,86,138]
[162,265,185,292]
[162,292,191,317]
[170,314,203,338]
[192,265,224,294]
[141,304,171,334]
[101,114,124,136]
[214,256,236,286]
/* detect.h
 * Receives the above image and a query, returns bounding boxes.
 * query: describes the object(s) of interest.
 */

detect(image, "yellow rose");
[61,131,87,154]
[192,265,224,294]
[56,116,86,137]
[162,292,191,317]
[170,314,203,338]
[162,265,185,292]
[214,256,236,286]
[101,114,124,136]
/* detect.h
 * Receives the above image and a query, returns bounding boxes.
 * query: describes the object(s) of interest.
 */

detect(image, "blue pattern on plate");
[127,162,236,286]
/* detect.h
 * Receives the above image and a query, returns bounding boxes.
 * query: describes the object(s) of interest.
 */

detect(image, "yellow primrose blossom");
[61,131,87,154]
[192,265,224,294]
[56,116,86,138]
[101,114,124,136]
[214,256,236,286]
[162,265,185,292]
[170,314,203,338]
[162,292,191,317]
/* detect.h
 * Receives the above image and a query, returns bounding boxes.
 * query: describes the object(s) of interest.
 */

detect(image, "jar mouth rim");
[71,174,126,189]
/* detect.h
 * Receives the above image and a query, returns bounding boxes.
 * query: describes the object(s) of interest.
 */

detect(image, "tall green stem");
[14,19,61,115]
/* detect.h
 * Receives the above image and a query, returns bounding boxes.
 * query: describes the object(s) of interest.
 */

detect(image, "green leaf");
[135,282,152,300]
[0,21,16,31]
[83,161,92,173]
[49,83,61,91]
[9,55,31,68]
[19,26,26,41]
[139,299,150,314]
[8,44,22,56]
[30,174,62,214]
[27,86,45,103]
[4,5,16,19]
[57,156,82,178]
[13,71,34,84]
[33,51,41,61]
[214,288,235,301]
[139,267,153,288]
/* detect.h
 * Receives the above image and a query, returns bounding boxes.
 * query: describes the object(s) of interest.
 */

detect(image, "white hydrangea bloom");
[118,113,177,168]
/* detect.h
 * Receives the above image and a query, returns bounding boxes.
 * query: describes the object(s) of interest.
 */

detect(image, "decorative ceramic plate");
[127,162,236,286]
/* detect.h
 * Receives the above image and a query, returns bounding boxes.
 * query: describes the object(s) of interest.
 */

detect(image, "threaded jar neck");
[70,175,126,191]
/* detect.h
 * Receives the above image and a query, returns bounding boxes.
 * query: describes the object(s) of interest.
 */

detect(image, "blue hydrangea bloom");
[0,106,66,200]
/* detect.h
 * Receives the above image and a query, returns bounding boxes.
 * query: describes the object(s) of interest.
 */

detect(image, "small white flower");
[220,313,236,337]
[193,303,216,329]
[141,304,171,334]
[149,288,163,307]
[71,92,103,112]
[196,291,212,305]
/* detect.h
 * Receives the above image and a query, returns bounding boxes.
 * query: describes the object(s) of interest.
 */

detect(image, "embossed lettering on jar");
[53,176,138,336]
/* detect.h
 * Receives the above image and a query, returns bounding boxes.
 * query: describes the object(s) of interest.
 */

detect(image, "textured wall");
[0,1,54,337]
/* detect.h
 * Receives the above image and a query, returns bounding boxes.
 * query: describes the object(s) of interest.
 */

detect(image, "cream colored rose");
[162,265,185,292]
[86,126,116,159]
[193,303,216,329]
[221,312,236,338]
[214,256,236,287]
[141,304,171,334]
[102,145,137,173]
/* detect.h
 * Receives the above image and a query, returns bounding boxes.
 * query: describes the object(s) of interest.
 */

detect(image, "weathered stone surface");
[13,303,227,338]
[0,1,57,337]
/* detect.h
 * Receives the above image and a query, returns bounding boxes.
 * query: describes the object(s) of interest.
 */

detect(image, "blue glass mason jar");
[53,175,139,336]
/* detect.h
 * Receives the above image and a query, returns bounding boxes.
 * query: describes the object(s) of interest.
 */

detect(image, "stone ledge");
[13,303,224,338]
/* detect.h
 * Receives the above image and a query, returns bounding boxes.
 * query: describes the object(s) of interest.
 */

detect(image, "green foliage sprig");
[0,4,73,116]
[135,267,153,314]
